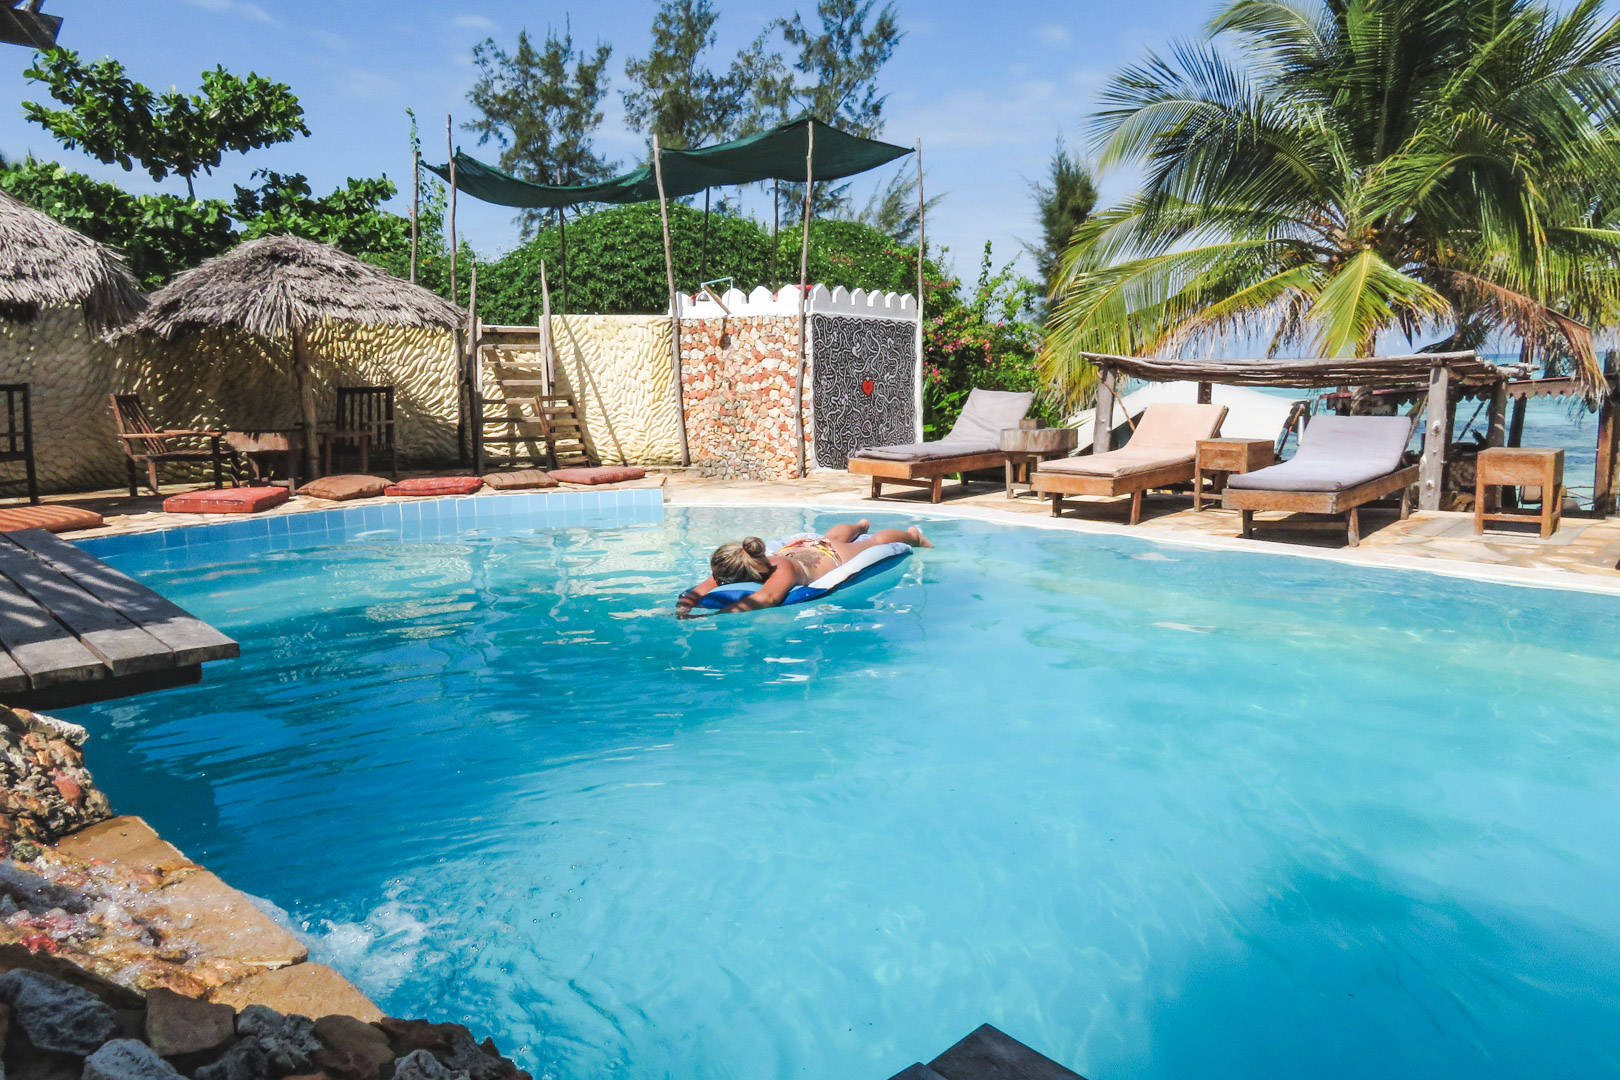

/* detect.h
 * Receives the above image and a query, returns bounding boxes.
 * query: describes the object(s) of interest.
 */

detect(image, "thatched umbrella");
[115,234,464,479]
[0,189,144,326]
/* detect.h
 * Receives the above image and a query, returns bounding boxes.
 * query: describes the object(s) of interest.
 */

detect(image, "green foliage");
[623,0,743,150]
[475,202,771,321]
[1044,0,1620,406]
[1027,141,1096,295]
[781,0,901,137]
[466,25,615,235]
[22,47,308,198]
[0,157,234,287]
[922,243,1054,435]
[232,171,408,257]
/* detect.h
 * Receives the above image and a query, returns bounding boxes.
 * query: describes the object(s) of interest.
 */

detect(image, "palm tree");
[1042,0,1620,406]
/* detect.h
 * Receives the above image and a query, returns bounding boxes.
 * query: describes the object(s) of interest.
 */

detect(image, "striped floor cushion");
[164,487,291,515]
[0,504,104,533]
[482,469,558,491]
[383,476,485,497]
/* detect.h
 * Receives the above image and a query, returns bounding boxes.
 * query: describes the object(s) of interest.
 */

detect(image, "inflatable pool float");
[695,535,913,610]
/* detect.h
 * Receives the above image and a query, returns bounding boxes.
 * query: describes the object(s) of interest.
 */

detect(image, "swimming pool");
[66,503,1620,1079]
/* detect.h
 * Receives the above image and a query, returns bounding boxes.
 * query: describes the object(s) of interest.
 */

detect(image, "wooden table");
[224,429,306,494]
[1195,438,1276,511]
[1000,426,1079,498]
[1475,446,1564,537]
[0,529,238,708]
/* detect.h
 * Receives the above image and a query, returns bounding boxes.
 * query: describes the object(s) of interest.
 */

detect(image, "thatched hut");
[114,235,466,476]
[0,190,145,493]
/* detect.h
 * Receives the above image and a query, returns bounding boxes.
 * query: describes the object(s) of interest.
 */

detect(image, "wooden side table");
[1194,438,1275,511]
[1475,447,1564,537]
[1000,425,1079,498]
[224,429,306,495]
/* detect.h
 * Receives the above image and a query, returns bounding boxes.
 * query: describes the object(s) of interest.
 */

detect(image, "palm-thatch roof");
[0,188,144,327]
[116,234,464,341]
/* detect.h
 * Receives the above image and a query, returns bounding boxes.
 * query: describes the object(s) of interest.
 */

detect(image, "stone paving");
[11,466,1620,594]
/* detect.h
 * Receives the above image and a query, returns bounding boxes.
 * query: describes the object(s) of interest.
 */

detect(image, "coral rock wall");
[0,308,125,494]
[117,323,460,473]
[681,315,809,480]
[0,708,110,851]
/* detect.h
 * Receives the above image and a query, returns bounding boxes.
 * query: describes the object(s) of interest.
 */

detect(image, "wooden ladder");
[476,358,593,472]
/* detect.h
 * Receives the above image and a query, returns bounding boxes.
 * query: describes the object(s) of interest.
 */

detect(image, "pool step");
[886,1024,1086,1080]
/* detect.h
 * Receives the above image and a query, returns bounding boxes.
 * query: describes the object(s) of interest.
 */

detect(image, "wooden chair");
[322,385,397,479]
[0,384,39,505]
[109,394,236,497]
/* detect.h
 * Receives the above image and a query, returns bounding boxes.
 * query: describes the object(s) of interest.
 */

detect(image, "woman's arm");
[716,560,795,614]
[676,576,719,618]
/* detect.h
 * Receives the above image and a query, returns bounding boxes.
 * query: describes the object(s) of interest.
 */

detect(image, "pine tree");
[1027,141,1097,295]
[623,0,742,150]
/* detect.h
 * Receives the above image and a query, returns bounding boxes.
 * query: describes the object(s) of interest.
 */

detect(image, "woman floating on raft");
[677,518,932,617]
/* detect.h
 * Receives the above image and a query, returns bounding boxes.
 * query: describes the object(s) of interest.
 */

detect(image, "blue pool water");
[66,504,1620,1079]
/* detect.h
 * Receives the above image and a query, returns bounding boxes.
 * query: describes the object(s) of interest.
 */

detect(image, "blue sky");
[0,0,1213,281]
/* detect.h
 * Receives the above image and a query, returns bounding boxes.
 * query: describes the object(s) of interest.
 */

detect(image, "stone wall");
[116,323,460,472]
[0,307,125,495]
[681,315,809,480]
[481,315,682,467]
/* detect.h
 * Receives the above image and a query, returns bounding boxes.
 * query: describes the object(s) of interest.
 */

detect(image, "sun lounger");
[1221,414,1418,546]
[1033,402,1228,523]
[848,389,1035,502]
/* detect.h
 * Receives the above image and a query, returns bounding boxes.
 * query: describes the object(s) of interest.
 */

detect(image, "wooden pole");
[292,327,319,483]
[1595,354,1619,516]
[1419,362,1451,511]
[913,138,925,441]
[446,115,458,307]
[410,148,419,284]
[652,135,691,467]
[558,208,569,312]
[700,187,711,283]
[771,179,780,289]
[1092,365,1116,454]
[1197,381,1213,404]
[539,259,555,395]
[793,121,815,478]
[468,258,481,474]
[1486,377,1508,447]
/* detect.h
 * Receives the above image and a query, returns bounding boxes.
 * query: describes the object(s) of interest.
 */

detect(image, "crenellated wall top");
[670,284,917,321]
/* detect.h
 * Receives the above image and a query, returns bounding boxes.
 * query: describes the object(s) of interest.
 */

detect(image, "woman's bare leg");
[823,518,869,543]
[829,526,932,562]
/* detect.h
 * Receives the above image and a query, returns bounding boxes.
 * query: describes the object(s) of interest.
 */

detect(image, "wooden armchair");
[0,384,39,504]
[321,385,397,479]
[109,393,237,496]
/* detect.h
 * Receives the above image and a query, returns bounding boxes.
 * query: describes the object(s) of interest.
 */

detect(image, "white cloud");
[182,0,276,25]
[453,14,499,31]
[1037,24,1072,47]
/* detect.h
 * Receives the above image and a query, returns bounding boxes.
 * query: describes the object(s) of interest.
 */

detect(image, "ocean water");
[64,509,1620,1079]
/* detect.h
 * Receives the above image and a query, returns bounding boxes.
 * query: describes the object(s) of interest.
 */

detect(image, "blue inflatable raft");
[695,535,912,610]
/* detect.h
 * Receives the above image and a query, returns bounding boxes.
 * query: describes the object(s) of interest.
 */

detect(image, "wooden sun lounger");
[1222,465,1418,547]
[1033,459,1201,525]
[848,451,1007,503]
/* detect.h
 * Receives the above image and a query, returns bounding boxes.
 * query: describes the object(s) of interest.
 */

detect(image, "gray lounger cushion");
[1226,414,1414,492]
[855,388,1034,461]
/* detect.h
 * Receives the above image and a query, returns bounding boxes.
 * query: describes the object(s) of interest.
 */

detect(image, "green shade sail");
[426,118,912,209]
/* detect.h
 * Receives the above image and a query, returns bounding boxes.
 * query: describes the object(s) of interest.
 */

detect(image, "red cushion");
[164,486,290,515]
[382,476,485,497]
[0,505,104,533]
[547,466,646,485]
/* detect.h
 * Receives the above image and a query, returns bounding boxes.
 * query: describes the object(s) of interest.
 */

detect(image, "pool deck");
[15,468,1620,595]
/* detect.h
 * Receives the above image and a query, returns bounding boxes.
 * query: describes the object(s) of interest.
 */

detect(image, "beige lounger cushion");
[1039,402,1228,478]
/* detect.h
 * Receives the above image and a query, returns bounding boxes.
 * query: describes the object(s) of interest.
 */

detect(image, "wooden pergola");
[1080,351,1620,514]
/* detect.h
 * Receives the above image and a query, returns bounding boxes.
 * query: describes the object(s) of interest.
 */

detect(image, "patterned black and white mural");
[811,314,917,468]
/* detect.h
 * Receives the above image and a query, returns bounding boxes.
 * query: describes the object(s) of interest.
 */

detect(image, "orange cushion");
[0,505,104,534]
[547,466,646,485]
[383,476,485,497]
[164,487,290,515]
[482,469,558,491]
[300,474,390,501]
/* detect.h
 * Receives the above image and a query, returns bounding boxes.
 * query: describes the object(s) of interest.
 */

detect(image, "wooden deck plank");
[0,540,174,677]
[5,530,238,666]
[0,645,30,695]
[0,573,107,688]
